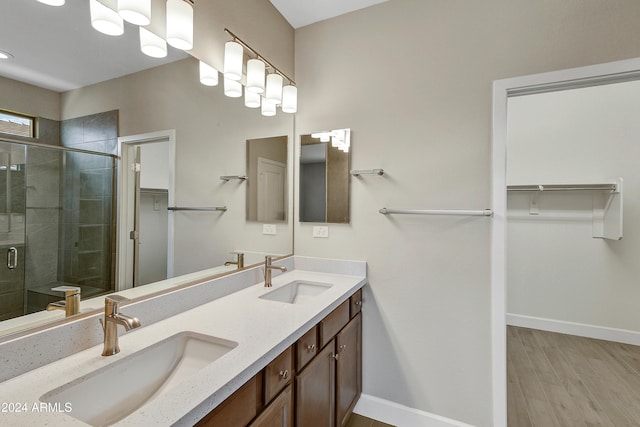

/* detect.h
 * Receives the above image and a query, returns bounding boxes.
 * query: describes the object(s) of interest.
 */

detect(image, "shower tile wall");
[57,110,118,300]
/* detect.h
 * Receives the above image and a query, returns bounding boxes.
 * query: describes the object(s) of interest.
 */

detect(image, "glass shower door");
[0,141,26,321]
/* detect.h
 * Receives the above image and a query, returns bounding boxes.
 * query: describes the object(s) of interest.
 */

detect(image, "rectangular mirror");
[300,130,351,223]
[246,136,288,223]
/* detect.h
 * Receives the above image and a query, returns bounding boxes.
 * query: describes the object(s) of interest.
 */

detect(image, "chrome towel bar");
[379,208,493,216]
[168,206,227,212]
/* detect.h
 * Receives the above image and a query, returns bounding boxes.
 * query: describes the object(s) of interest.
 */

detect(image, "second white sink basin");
[40,331,237,426]
[260,280,333,304]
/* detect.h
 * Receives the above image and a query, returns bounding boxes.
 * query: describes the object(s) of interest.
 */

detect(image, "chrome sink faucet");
[264,256,287,287]
[100,295,141,356]
[46,286,81,317]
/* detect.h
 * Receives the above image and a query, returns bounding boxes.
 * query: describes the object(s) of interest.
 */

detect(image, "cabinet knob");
[279,369,289,380]
[339,344,347,351]
[354,301,362,306]
[307,344,316,352]
[332,353,340,361]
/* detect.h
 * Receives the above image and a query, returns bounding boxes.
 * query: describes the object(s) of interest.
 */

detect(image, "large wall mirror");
[299,129,351,223]
[0,2,294,338]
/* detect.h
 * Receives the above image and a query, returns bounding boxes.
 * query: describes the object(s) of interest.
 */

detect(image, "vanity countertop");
[0,264,366,426]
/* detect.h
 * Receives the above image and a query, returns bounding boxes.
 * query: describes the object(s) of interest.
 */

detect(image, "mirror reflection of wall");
[299,130,350,224]
[246,136,288,223]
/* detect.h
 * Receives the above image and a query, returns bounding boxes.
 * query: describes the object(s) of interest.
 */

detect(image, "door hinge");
[131,162,141,172]
[129,230,139,240]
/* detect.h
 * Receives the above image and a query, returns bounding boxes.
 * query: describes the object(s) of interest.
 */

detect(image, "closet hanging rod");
[507,184,617,192]
[220,175,248,182]
[168,206,228,212]
[379,208,493,217]
[351,169,384,176]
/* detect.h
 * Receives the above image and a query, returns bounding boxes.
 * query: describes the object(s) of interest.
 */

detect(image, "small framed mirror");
[299,129,350,223]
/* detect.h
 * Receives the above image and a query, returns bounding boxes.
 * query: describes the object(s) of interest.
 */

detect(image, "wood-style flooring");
[345,413,395,427]
[508,325,640,427]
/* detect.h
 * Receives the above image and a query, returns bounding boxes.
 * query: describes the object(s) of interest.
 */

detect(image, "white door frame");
[491,57,640,427]
[117,130,176,291]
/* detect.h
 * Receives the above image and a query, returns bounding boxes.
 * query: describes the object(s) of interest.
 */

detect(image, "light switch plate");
[263,224,277,235]
[313,226,329,238]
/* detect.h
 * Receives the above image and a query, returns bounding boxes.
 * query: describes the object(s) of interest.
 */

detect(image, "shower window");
[0,110,35,139]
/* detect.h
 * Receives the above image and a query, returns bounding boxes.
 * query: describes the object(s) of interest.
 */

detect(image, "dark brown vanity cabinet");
[196,289,363,427]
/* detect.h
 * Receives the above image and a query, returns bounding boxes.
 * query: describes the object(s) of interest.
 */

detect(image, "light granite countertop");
[0,263,367,426]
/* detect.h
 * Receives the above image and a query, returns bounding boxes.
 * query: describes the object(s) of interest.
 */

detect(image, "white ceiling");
[0,0,387,93]
[269,0,388,29]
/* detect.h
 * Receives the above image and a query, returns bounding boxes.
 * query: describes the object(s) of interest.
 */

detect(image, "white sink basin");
[260,280,333,304]
[40,331,237,426]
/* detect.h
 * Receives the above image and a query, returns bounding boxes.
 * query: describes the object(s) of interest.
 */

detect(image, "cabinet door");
[296,340,336,427]
[196,374,261,427]
[249,384,293,427]
[336,313,362,427]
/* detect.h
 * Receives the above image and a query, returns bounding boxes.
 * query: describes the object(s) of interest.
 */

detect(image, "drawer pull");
[307,344,316,352]
[279,369,289,380]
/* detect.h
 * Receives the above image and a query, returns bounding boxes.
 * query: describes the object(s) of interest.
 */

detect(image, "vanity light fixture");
[261,98,277,117]
[0,50,14,60]
[281,85,298,113]
[224,78,243,98]
[245,91,261,108]
[199,61,219,86]
[224,41,244,81]
[37,0,65,5]
[223,28,297,115]
[166,0,194,50]
[312,129,351,152]
[140,27,167,58]
[118,0,151,26]
[90,0,124,36]
[246,59,266,94]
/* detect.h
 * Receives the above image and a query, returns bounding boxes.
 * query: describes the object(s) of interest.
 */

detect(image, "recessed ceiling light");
[0,50,14,60]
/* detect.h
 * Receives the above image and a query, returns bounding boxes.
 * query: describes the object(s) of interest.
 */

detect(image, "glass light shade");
[37,0,65,5]
[139,27,167,58]
[224,41,244,81]
[224,78,243,98]
[199,61,219,86]
[265,74,283,105]
[246,59,265,94]
[261,98,277,117]
[245,91,261,109]
[118,0,151,25]
[90,0,124,36]
[166,0,193,50]
[281,85,297,113]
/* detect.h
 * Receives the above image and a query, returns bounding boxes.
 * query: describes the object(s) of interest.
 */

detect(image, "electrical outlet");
[313,226,329,238]
[263,224,277,235]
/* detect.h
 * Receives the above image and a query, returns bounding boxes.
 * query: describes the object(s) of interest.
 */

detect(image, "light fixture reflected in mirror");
[224,78,243,98]
[166,0,194,50]
[0,50,14,60]
[261,98,276,116]
[224,41,244,81]
[265,73,283,105]
[245,91,261,108]
[199,61,219,86]
[90,0,124,36]
[37,0,65,5]
[140,27,167,58]
[118,0,151,25]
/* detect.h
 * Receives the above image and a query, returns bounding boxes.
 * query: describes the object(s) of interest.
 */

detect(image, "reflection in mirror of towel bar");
[220,175,248,182]
[507,184,617,192]
[168,206,228,212]
[351,169,384,176]
[379,208,493,216]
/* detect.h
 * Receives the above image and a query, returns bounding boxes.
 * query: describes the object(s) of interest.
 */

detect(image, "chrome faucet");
[225,252,244,269]
[46,286,81,317]
[100,295,141,356]
[264,256,287,287]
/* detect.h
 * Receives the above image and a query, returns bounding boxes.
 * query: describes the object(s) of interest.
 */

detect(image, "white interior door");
[257,157,286,222]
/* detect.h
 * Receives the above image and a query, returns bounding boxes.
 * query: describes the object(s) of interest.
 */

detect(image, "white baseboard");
[354,394,475,427]
[507,313,640,346]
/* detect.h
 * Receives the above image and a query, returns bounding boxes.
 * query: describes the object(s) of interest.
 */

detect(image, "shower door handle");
[7,247,17,270]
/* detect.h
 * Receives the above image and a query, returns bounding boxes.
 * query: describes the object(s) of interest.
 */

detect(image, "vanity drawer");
[196,373,262,426]
[319,300,350,349]
[350,289,362,318]
[296,325,318,371]
[264,346,294,404]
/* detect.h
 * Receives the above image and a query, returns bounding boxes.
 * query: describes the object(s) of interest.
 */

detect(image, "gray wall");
[294,0,640,425]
